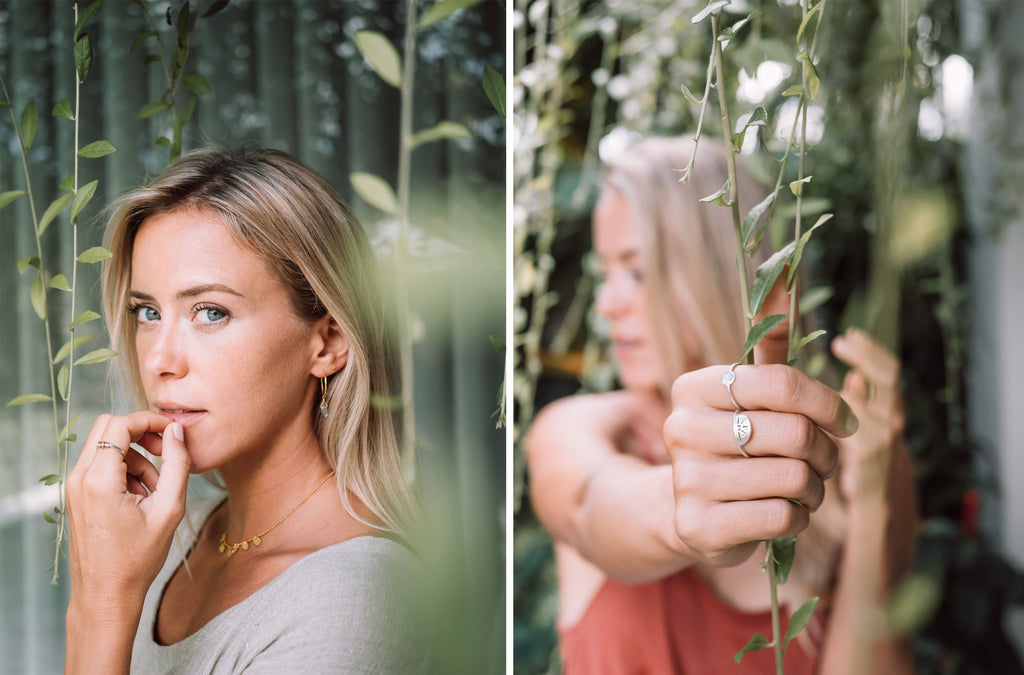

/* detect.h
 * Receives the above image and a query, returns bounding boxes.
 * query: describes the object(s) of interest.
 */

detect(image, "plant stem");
[395,0,418,476]
[788,0,810,361]
[710,15,752,344]
[766,544,784,675]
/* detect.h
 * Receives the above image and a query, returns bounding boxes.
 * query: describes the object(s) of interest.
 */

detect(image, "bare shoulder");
[527,391,637,449]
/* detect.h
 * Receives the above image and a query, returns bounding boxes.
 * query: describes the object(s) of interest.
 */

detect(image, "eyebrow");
[129,283,246,302]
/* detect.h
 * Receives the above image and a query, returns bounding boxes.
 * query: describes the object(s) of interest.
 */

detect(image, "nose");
[595,270,635,319]
[139,322,189,380]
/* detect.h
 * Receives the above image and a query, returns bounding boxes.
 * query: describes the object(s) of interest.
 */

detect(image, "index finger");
[674,364,859,438]
[831,328,899,387]
[83,411,172,471]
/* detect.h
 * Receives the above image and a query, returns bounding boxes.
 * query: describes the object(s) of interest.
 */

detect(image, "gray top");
[131,499,424,674]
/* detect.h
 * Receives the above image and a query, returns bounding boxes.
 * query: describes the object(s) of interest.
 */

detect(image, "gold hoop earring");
[320,376,329,418]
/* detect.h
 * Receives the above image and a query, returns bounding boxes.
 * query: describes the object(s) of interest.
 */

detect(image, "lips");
[154,401,207,426]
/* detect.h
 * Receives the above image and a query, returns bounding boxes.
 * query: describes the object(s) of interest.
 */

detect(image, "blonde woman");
[64,148,423,673]
[527,137,916,673]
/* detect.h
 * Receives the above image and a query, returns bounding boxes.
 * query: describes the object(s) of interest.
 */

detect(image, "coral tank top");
[558,567,820,674]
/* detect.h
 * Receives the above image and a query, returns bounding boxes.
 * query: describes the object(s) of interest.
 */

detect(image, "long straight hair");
[102,147,414,540]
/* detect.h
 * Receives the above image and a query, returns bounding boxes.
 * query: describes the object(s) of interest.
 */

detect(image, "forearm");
[65,596,143,674]
[817,499,914,675]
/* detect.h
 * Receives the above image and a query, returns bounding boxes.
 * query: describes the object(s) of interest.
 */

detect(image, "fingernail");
[171,422,184,442]
[842,406,859,436]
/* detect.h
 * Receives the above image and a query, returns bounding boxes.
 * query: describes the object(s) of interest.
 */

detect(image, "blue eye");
[132,305,160,323]
[195,305,228,323]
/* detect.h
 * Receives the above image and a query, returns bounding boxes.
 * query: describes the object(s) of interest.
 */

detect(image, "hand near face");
[66,411,192,610]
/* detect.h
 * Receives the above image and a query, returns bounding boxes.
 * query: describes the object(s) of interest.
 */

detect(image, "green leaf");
[770,535,797,584]
[39,192,73,236]
[74,0,105,41]
[800,286,833,314]
[692,0,729,24]
[62,433,78,444]
[731,105,767,150]
[21,101,37,151]
[350,172,398,214]
[74,33,93,82]
[49,274,71,291]
[129,30,157,54]
[53,98,74,120]
[488,334,505,352]
[787,213,833,287]
[155,136,172,148]
[178,1,191,46]
[183,74,211,95]
[137,101,170,119]
[741,190,776,249]
[58,174,75,191]
[412,121,472,147]
[0,98,9,108]
[482,64,505,117]
[796,0,825,44]
[781,84,804,97]
[783,597,819,654]
[183,96,196,123]
[30,271,47,320]
[53,334,94,365]
[71,179,99,221]
[698,178,730,206]
[17,255,41,274]
[721,14,754,40]
[202,0,230,18]
[70,310,101,329]
[43,511,57,524]
[57,363,70,400]
[354,31,402,88]
[419,0,484,28]
[40,474,62,486]
[800,54,821,100]
[789,175,812,197]
[740,314,787,363]
[749,240,795,318]
[0,190,27,211]
[794,329,827,353]
[680,82,703,105]
[734,632,772,663]
[78,140,117,158]
[59,412,84,443]
[78,246,113,263]
[6,393,52,407]
[74,348,118,366]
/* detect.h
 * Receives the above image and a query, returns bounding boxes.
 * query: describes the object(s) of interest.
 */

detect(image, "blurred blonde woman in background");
[528,137,917,673]
[64,148,423,673]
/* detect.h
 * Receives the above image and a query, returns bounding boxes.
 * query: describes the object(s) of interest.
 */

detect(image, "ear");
[310,315,349,377]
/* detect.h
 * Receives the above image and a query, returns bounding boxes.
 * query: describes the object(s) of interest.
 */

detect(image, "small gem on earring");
[320,401,329,418]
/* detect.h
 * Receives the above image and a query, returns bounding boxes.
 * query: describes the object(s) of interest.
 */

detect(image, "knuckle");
[784,415,814,455]
[664,409,697,455]
[768,365,801,402]
[782,460,812,494]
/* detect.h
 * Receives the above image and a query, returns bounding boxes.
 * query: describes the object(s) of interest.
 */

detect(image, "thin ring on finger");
[96,440,125,457]
[721,362,743,411]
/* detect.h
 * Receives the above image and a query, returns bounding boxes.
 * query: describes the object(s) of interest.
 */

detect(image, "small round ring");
[96,441,125,456]
[721,362,743,411]
[732,412,752,458]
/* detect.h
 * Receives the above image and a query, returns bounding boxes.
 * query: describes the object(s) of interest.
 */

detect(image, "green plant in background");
[0,0,118,584]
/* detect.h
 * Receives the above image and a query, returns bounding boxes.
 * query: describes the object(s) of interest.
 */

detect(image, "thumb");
[152,422,191,515]
[752,265,796,366]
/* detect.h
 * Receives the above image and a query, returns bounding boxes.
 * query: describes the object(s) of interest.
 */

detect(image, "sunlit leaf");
[6,393,52,407]
[183,74,211,95]
[680,83,703,105]
[129,30,157,54]
[781,84,804,97]
[801,54,821,100]
[70,310,101,329]
[59,412,84,443]
[78,246,113,263]
[692,0,729,24]
[43,512,57,524]
[53,335,95,365]
[17,255,41,274]
[350,172,398,214]
[39,192,73,236]
[770,535,796,584]
[58,363,70,400]
[137,101,170,119]
[21,101,37,151]
[698,178,730,206]
[787,213,833,287]
[740,314,787,363]
[39,474,62,486]
[783,597,819,654]
[749,240,795,318]
[796,0,825,44]
[0,190,27,211]
[793,329,827,353]
[53,98,74,120]
[741,190,776,249]
[731,105,767,149]
[354,31,402,88]
[49,274,71,292]
[74,0,105,41]
[887,569,942,635]
[420,0,484,28]
[30,271,47,320]
[71,179,99,221]
[202,0,230,18]
[734,632,772,663]
[483,64,505,117]
[412,121,472,147]
[789,175,812,197]
[74,348,118,366]
[800,286,833,314]
[74,34,93,82]
[78,140,116,158]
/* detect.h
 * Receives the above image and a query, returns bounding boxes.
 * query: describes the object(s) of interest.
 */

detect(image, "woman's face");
[130,208,320,472]
[592,189,661,393]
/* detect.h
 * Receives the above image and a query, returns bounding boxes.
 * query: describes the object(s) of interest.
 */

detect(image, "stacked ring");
[96,441,125,456]
[722,362,752,457]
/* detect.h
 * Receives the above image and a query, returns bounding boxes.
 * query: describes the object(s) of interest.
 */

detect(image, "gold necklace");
[218,470,335,559]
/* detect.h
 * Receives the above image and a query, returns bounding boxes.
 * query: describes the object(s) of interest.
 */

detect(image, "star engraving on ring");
[733,413,751,446]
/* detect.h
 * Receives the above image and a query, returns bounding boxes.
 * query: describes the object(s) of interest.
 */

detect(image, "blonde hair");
[102,147,414,539]
[602,137,767,397]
